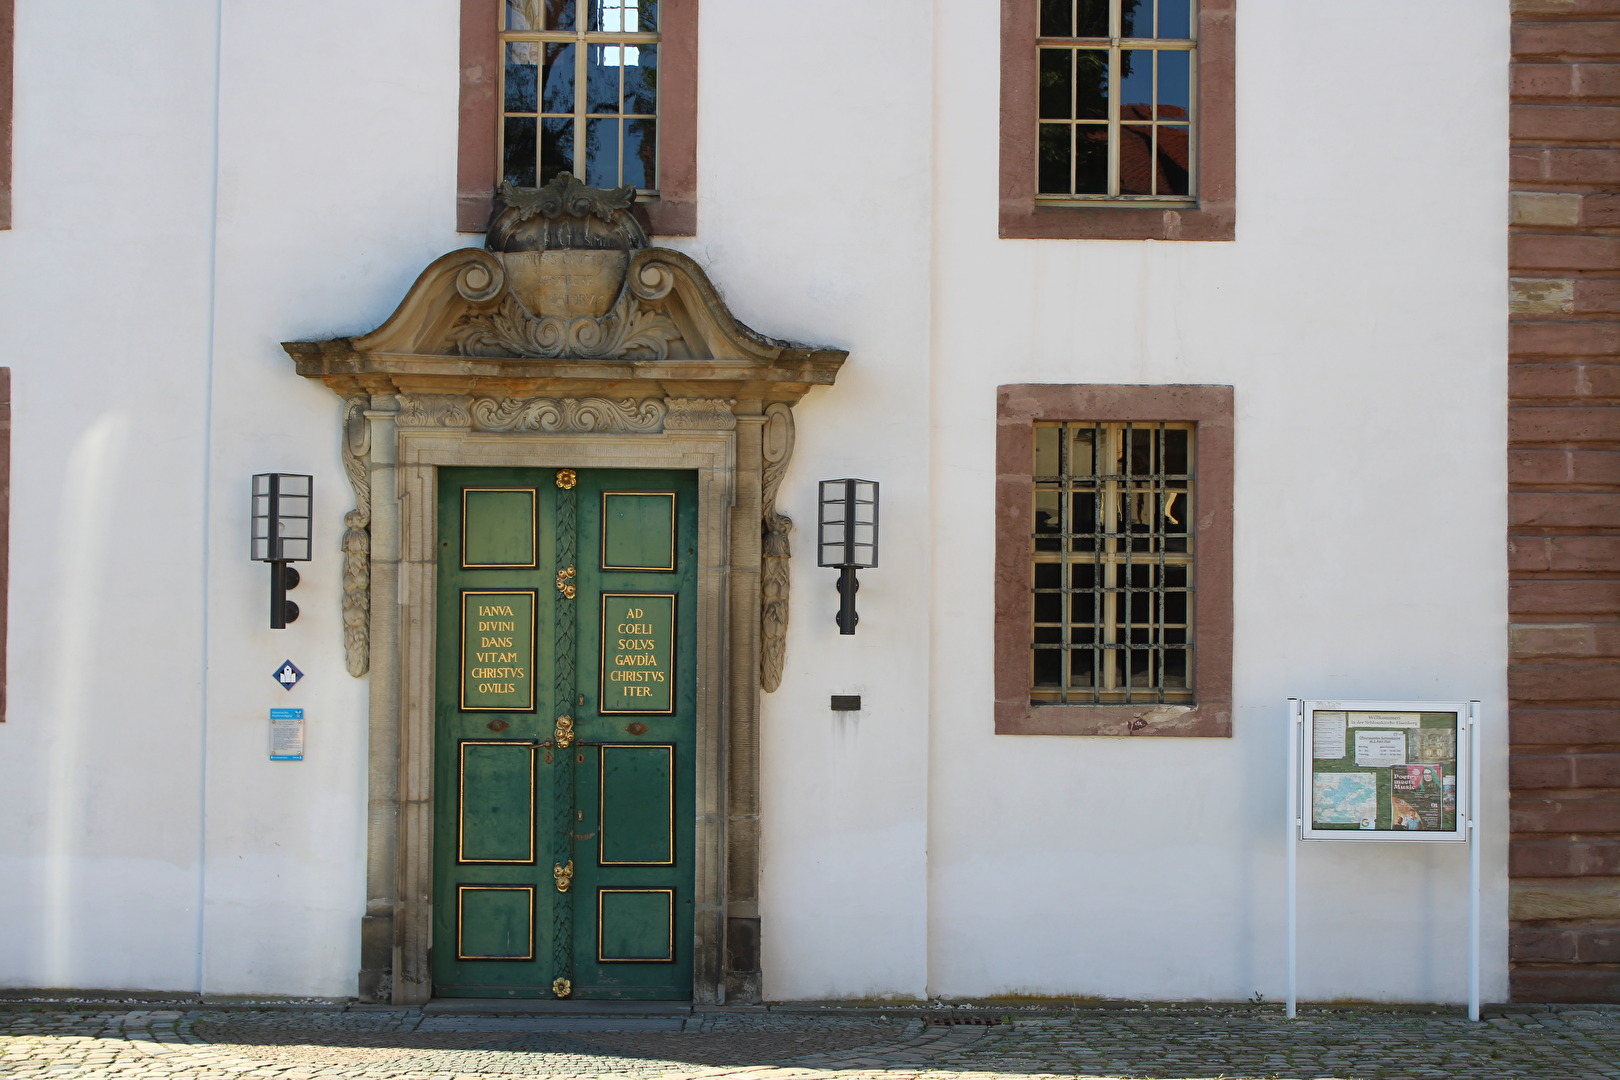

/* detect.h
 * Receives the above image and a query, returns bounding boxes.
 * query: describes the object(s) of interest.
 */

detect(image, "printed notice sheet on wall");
[1300,700,1469,842]
[270,708,305,761]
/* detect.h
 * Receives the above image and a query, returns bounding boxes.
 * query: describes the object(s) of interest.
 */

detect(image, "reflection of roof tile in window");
[1117,106,1190,197]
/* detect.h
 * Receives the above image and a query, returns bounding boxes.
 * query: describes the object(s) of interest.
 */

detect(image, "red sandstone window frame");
[996,384,1233,736]
[999,0,1235,241]
[458,0,697,236]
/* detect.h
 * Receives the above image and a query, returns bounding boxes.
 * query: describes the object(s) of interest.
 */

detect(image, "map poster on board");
[1298,700,1470,842]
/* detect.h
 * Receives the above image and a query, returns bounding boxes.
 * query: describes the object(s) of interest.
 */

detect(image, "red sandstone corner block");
[1512,321,1620,356]
[1510,662,1620,700]
[1510,579,1620,616]
[1514,63,1578,98]
[1574,280,1620,312]
[1512,146,1620,183]
[1509,364,1620,400]
[1515,20,1620,59]
[1511,622,1620,658]
[1511,926,1620,964]
[1512,841,1620,878]
[1512,104,1620,142]
[1509,536,1620,573]
[1510,448,1620,484]
[1511,968,1620,1006]
[1511,233,1620,271]
[1511,706,1620,743]
[1510,493,1620,529]
[1509,404,1619,440]
[1510,797,1620,833]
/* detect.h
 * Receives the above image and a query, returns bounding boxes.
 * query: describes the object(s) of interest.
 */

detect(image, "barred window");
[1031,421,1194,706]
[1037,0,1196,201]
[501,1,660,192]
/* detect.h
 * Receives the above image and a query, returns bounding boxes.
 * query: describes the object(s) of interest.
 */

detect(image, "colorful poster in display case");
[1297,700,1472,842]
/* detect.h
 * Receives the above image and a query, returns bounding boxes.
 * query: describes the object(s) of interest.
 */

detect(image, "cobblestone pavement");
[1,1003,1618,1080]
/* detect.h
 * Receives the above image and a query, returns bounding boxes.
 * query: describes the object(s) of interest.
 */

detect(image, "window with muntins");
[995,385,1231,737]
[1037,0,1195,202]
[501,0,660,192]
[1032,422,1194,705]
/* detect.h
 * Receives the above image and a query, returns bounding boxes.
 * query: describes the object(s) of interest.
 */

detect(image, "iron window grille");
[1031,421,1194,705]
[500,0,660,192]
[1037,0,1197,202]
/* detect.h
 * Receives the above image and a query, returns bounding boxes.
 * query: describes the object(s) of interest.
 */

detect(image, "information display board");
[1298,699,1471,842]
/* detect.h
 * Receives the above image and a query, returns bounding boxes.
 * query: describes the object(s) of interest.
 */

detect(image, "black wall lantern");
[252,473,312,629]
[817,478,879,635]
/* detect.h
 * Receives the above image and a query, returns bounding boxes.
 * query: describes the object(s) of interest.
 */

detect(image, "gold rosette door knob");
[554,859,574,893]
[551,977,572,998]
[555,565,576,599]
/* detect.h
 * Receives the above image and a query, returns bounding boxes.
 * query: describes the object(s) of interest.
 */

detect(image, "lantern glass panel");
[282,539,312,561]
[280,475,311,497]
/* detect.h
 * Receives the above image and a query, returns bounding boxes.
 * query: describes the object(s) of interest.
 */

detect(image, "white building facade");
[0,0,1533,1006]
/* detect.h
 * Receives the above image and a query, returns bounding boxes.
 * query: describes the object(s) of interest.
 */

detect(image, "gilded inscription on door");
[461,591,537,711]
[600,594,675,714]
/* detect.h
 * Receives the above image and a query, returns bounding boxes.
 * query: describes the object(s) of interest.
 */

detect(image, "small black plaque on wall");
[830,695,861,712]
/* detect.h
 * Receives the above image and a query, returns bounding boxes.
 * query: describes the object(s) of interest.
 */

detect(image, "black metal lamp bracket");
[269,561,301,629]
[835,566,859,635]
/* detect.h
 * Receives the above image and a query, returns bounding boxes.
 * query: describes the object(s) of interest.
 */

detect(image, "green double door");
[433,466,697,999]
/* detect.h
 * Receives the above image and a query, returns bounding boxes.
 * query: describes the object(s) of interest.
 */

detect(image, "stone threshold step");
[423,999,693,1016]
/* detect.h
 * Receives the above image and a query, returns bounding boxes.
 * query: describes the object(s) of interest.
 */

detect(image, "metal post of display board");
[1468,700,1481,1021]
[1286,698,1482,1023]
[1286,698,1301,1019]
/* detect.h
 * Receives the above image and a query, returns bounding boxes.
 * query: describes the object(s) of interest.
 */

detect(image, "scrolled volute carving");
[760,403,796,693]
[453,250,505,303]
[452,290,681,360]
[340,395,372,678]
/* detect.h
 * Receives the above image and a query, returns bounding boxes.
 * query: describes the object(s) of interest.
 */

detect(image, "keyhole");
[577,811,583,821]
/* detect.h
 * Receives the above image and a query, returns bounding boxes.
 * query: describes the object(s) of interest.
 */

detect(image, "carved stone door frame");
[288,180,843,1005]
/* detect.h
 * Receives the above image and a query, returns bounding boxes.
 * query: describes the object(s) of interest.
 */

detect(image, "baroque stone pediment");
[283,179,845,402]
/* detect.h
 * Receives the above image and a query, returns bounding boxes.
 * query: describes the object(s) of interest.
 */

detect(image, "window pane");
[1164,428,1190,474]
[1038,123,1072,195]
[1157,0,1192,39]
[623,44,657,115]
[1158,125,1191,195]
[1039,50,1072,120]
[587,45,622,114]
[540,117,574,184]
[1120,125,1153,194]
[541,43,576,113]
[1034,489,1062,550]
[585,117,621,186]
[1035,562,1061,588]
[503,116,538,187]
[1075,126,1108,194]
[1158,50,1190,119]
[1077,0,1109,36]
[590,0,655,32]
[507,0,575,31]
[1034,426,1061,477]
[623,118,656,189]
[1039,0,1071,37]
[1076,49,1108,119]
[1119,0,1142,37]
[1070,425,1097,476]
[1033,649,1062,687]
[1119,49,1152,119]
[505,42,539,113]
[1035,592,1062,623]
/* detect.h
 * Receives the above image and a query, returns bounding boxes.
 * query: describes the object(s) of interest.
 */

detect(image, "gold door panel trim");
[457,740,537,865]
[460,487,539,569]
[596,888,676,963]
[600,491,677,572]
[456,885,536,961]
[599,743,675,866]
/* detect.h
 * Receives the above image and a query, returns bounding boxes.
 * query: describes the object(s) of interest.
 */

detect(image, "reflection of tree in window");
[500,1,660,191]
